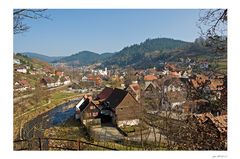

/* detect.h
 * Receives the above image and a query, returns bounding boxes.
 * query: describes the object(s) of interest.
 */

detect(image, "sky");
[14,9,202,56]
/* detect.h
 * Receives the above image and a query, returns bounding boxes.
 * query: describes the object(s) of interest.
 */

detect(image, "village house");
[163,78,187,93]
[43,67,53,75]
[199,61,209,69]
[142,81,162,112]
[60,76,71,85]
[125,81,141,101]
[75,87,141,127]
[75,95,101,125]
[29,70,37,75]
[98,67,108,76]
[181,70,191,78]
[15,66,27,74]
[164,91,186,110]
[183,99,210,114]
[81,76,88,82]
[144,74,158,88]
[207,78,224,100]
[191,73,225,100]
[103,88,141,127]
[165,63,177,72]
[95,87,114,101]
[14,79,31,92]
[41,77,58,88]
[55,71,64,77]
[81,75,102,87]
[143,79,161,97]
[191,113,227,149]
[190,74,209,89]
[169,70,182,78]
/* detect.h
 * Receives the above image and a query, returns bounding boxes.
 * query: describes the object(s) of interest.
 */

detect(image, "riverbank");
[14,90,82,140]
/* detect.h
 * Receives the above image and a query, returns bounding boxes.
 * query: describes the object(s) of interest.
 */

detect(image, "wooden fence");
[14,137,117,150]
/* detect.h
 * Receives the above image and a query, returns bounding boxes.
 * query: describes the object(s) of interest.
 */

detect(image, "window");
[92,112,98,117]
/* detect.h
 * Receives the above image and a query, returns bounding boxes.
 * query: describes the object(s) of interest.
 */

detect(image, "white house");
[61,76,71,85]
[14,80,30,92]
[99,67,108,76]
[164,84,181,92]
[82,76,88,82]
[15,67,27,74]
[41,77,57,88]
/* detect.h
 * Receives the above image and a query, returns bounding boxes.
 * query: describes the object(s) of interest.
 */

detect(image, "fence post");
[78,139,81,150]
[39,138,42,150]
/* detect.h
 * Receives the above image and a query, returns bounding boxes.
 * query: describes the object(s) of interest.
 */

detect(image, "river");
[20,99,80,140]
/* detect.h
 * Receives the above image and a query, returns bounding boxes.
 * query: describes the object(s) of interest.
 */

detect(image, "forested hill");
[54,51,113,66]
[102,38,191,68]
[21,52,64,63]
[32,37,225,68]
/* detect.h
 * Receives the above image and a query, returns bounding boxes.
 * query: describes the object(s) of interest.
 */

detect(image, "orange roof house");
[55,71,64,77]
[126,82,141,101]
[144,75,157,81]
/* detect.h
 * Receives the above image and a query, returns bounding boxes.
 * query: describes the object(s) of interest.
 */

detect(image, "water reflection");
[21,99,80,139]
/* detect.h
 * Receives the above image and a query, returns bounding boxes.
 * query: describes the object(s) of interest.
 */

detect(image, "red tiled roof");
[42,77,56,83]
[196,74,209,84]
[129,83,140,92]
[19,79,30,87]
[191,79,199,88]
[209,79,224,91]
[170,71,181,77]
[144,75,157,81]
[55,71,64,76]
[194,113,227,133]
[213,115,227,133]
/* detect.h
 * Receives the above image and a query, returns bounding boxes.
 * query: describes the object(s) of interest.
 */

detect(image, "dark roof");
[42,77,55,83]
[164,78,184,86]
[96,87,114,100]
[79,98,90,111]
[105,88,128,108]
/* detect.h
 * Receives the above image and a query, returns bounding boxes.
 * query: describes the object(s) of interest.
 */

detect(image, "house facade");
[126,81,141,101]
[75,87,141,127]
[15,67,27,74]
[41,77,57,88]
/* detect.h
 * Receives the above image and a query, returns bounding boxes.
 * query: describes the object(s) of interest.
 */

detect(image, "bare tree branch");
[197,9,227,53]
[13,9,51,34]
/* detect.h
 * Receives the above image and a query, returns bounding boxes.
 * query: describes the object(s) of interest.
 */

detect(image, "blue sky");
[14,9,201,56]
